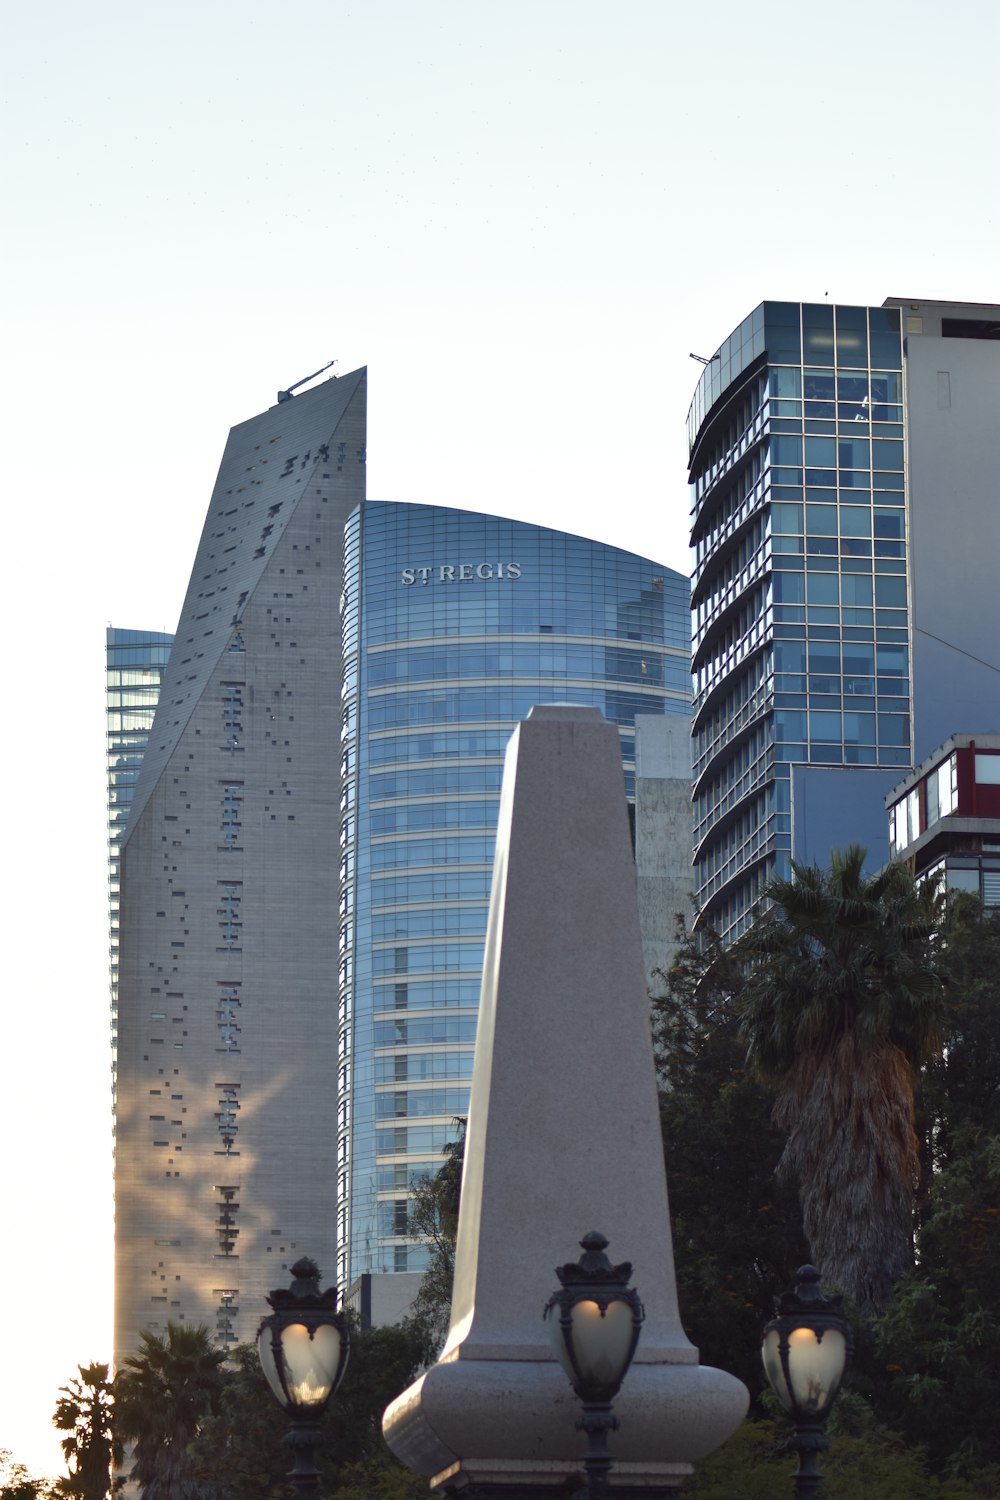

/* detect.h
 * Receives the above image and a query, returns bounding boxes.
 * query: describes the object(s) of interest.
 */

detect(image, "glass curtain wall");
[689,303,907,942]
[106,627,173,1111]
[337,503,689,1288]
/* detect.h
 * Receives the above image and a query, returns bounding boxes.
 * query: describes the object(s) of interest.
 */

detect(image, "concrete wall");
[905,331,1000,759]
[635,714,693,995]
[114,374,366,1363]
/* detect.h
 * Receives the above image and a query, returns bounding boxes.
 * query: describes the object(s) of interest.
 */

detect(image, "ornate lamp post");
[543,1232,644,1500]
[257,1256,350,1496]
[761,1265,852,1498]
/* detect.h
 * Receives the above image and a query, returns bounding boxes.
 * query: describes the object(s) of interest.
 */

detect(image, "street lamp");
[257,1256,350,1496]
[544,1231,644,1500]
[761,1264,852,1498]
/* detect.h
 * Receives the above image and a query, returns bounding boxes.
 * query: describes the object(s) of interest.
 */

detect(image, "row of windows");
[688,303,902,453]
[374,1017,479,1047]
[370,801,499,835]
[372,978,481,1010]
[373,1050,474,1083]
[370,835,497,870]
[366,643,677,687]
[368,729,514,765]
[372,871,494,905]
[372,907,488,941]
[367,687,677,732]
[372,942,485,977]
[375,1086,470,1120]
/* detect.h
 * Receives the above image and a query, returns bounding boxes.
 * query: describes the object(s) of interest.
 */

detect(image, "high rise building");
[107,627,173,1110]
[688,298,1000,943]
[115,370,690,1358]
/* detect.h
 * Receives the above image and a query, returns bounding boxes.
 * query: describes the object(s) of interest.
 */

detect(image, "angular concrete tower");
[114,371,366,1363]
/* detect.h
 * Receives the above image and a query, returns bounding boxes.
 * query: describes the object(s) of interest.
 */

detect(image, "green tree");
[114,1323,226,1500]
[405,1122,465,1357]
[685,1416,998,1499]
[53,1363,118,1500]
[736,846,943,1311]
[190,1324,429,1500]
[653,919,808,1400]
[870,1129,1000,1475]
[0,1452,54,1500]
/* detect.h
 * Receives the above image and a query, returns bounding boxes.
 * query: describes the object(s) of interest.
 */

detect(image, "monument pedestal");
[383,708,748,1491]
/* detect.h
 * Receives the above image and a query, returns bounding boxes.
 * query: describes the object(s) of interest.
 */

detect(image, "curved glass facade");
[688,302,908,942]
[337,502,689,1287]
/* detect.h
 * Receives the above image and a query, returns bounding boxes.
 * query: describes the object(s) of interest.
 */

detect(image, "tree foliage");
[52,1363,118,1500]
[188,1324,429,1500]
[405,1121,465,1357]
[0,1452,54,1500]
[735,846,944,1310]
[653,918,808,1401]
[114,1323,226,1500]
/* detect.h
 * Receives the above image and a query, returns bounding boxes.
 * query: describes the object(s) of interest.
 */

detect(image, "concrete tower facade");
[115,371,366,1362]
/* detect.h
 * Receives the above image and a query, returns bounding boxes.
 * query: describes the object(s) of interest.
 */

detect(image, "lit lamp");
[761,1264,852,1498]
[258,1256,350,1496]
[544,1232,644,1500]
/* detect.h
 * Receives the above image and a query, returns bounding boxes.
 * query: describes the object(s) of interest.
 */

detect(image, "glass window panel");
[773,572,806,603]
[840,507,872,537]
[806,573,839,605]
[773,639,807,673]
[811,710,842,742]
[838,437,871,469]
[841,574,873,606]
[875,575,907,607]
[843,711,876,743]
[837,372,869,403]
[771,502,804,534]
[805,436,836,466]
[774,710,807,741]
[872,439,905,471]
[806,504,837,535]
[975,754,1000,785]
[802,305,835,362]
[874,509,905,539]
[869,309,902,369]
[808,640,840,674]
[769,368,802,397]
[803,368,836,400]
[771,435,803,465]
[835,306,868,367]
[878,715,910,746]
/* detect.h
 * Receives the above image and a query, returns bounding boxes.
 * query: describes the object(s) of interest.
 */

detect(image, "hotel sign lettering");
[400,563,523,585]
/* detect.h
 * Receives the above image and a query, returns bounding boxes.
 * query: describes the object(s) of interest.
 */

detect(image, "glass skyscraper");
[338,502,689,1288]
[106,627,172,1108]
[688,297,1000,943]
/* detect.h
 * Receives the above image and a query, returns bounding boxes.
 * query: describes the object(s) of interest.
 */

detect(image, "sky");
[2,0,997,1475]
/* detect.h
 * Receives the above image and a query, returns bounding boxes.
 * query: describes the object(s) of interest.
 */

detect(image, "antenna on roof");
[277,359,337,403]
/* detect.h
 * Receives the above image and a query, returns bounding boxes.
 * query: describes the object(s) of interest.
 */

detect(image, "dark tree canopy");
[114,1323,227,1500]
[52,1363,118,1500]
[735,846,944,1310]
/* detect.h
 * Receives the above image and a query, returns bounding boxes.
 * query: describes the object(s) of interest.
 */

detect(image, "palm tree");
[736,844,944,1312]
[114,1324,226,1500]
[53,1363,119,1500]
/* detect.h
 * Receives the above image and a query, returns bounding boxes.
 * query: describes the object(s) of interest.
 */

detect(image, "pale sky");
[2,0,997,1474]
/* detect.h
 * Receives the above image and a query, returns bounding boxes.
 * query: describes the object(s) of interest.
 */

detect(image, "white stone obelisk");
[383,706,747,1493]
